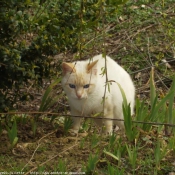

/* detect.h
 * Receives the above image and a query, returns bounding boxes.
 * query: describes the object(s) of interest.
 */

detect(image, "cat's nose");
[76,94,82,99]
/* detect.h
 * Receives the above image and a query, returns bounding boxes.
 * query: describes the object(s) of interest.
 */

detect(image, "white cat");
[61,54,135,134]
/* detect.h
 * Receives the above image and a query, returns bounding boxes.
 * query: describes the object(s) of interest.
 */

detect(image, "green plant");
[63,117,73,135]
[103,149,120,161]
[0,0,126,112]
[126,144,137,173]
[80,119,91,132]
[39,78,61,114]
[37,165,45,172]
[107,163,124,175]
[6,118,18,148]
[108,133,116,148]
[90,132,100,149]
[143,75,175,131]
[85,153,99,175]
[168,136,175,152]
[31,118,37,137]
[104,138,126,167]
[154,140,167,170]
[54,159,67,172]
[135,98,149,130]
[117,83,138,141]
[80,138,86,149]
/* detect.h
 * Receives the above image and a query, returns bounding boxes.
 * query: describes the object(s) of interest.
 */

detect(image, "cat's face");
[61,60,98,100]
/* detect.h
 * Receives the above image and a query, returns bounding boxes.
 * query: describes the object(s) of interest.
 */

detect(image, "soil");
[0,54,174,174]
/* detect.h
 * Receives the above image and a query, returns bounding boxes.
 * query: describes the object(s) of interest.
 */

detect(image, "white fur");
[61,54,135,134]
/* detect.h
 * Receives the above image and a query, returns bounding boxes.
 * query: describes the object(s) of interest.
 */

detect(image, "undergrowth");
[0,0,175,174]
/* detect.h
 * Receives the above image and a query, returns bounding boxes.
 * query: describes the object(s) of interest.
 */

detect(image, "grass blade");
[103,149,119,161]
[6,119,18,147]
[117,82,137,141]
[39,78,61,112]
[150,67,156,109]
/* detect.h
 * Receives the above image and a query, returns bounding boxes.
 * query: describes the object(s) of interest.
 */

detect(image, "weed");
[117,82,138,141]
[54,159,67,172]
[37,165,45,172]
[108,133,116,148]
[80,138,86,149]
[31,118,37,137]
[6,119,18,148]
[103,149,120,161]
[81,119,91,132]
[107,163,124,175]
[126,144,137,172]
[63,117,73,135]
[85,153,99,174]
[168,136,175,152]
[39,78,61,115]
[90,132,100,149]
[0,1,175,174]
[154,140,167,170]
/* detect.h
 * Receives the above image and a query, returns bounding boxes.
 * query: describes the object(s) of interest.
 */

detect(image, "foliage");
[6,118,18,148]
[0,0,175,174]
[63,117,73,135]
[0,0,126,112]
[85,153,99,174]
[39,78,61,113]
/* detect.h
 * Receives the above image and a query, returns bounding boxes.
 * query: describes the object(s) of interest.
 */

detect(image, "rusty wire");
[0,111,175,127]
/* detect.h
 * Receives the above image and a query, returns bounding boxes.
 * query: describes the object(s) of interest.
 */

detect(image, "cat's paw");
[114,125,119,132]
[102,129,113,135]
[69,129,79,136]
[102,125,113,135]
[106,130,114,135]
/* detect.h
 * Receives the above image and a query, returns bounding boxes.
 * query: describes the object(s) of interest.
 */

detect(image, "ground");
[1,0,175,174]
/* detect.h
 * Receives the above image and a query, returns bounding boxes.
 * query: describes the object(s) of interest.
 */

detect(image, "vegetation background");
[0,0,175,174]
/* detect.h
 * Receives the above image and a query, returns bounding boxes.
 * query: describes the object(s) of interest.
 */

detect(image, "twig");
[147,37,154,67]
[0,62,6,66]
[130,59,175,75]
[24,143,78,175]
[21,143,41,171]
[21,131,56,171]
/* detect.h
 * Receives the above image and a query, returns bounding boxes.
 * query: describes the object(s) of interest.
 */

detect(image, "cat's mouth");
[76,96,87,100]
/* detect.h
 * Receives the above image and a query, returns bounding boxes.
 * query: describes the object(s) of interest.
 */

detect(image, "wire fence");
[0,111,175,128]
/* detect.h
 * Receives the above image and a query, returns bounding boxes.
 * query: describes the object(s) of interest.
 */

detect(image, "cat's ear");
[87,60,98,75]
[62,62,76,74]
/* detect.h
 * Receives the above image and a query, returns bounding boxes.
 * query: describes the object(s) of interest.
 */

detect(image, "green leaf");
[150,68,156,109]
[12,137,18,147]
[6,119,18,147]
[117,82,137,141]
[106,0,128,6]
[39,78,61,112]
[31,119,37,136]
[103,149,119,161]
[168,76,175,124]
[116,82,127,107]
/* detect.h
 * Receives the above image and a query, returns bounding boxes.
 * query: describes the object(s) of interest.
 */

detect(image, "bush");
[0,0,81,111]
[0,0,124,111]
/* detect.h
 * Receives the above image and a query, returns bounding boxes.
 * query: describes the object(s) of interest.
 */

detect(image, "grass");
[0,0,175,174]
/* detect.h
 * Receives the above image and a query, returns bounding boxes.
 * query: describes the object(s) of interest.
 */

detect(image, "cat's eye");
[83,84,90,88]
[69,84,76,89]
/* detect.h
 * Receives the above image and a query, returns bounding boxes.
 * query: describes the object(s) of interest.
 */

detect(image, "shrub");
[0,0,80,111]
[0,0,125,111]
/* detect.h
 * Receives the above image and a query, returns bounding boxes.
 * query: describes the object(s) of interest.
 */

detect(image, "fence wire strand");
[0,111,175,128]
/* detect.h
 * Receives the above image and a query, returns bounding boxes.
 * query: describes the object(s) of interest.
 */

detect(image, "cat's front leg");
[70,109,81,134]
[94,110,113,134]
[102,112,113,134]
